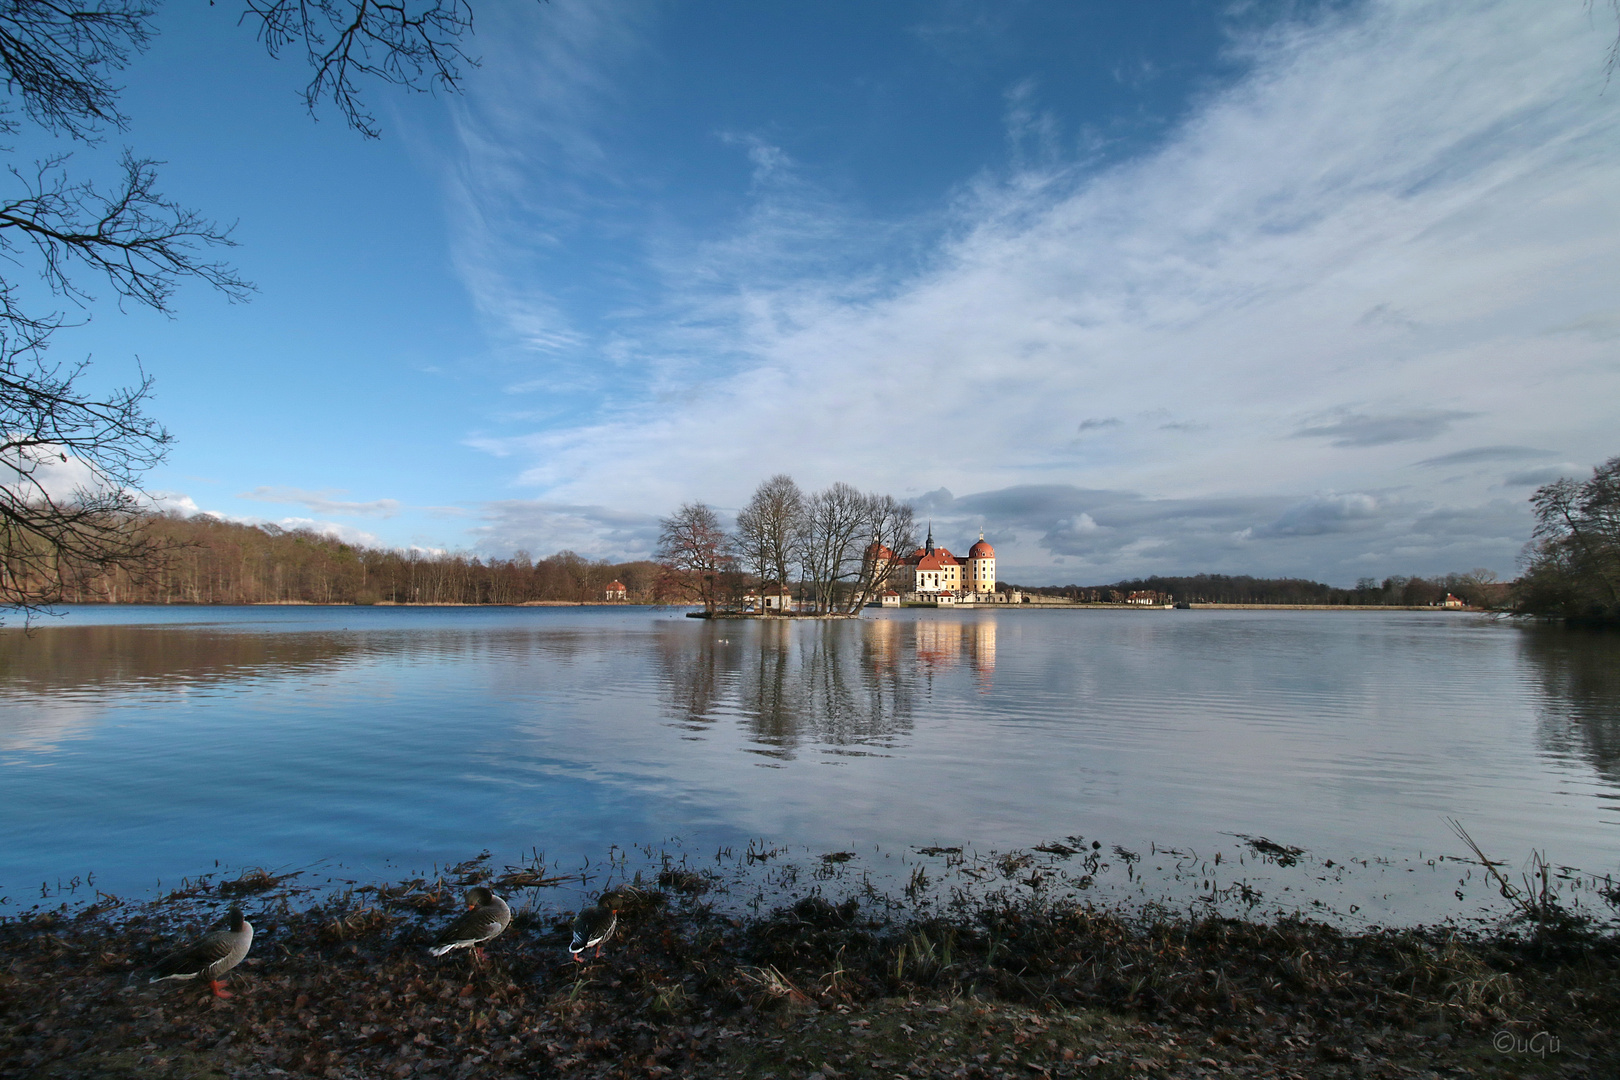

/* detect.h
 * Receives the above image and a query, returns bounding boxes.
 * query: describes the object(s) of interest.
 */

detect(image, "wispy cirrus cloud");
[442,0,1617,583]
[1293,410,1477,448]
[1503,465,1582,488]
[239,486,401,518]
[1412,445,1557,468]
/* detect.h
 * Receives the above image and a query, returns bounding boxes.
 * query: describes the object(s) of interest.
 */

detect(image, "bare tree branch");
[0,2,153,140]
[244,0,482,138]
[0,151,250,314]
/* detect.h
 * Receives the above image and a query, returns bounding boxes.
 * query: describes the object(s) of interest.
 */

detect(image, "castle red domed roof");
[968,539,995,558]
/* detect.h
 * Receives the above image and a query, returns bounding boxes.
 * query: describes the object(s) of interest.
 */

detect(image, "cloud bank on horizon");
[160,0,1617,587]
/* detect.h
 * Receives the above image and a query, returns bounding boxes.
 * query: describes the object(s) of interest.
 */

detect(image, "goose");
[429,887,511,959]
[147,907,254,998]
[569,896,618,963]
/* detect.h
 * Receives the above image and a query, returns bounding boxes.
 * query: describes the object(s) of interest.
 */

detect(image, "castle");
[869,525,997,601]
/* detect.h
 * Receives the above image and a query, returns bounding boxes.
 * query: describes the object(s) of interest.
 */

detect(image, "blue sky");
[38,0,1620,585]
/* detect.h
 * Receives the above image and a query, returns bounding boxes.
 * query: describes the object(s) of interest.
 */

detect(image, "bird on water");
[429,887,511,960]
[146,906,254,998]
[569,896,619,963]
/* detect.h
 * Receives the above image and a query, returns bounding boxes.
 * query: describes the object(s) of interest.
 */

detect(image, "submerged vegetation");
[2,843,1617,1078]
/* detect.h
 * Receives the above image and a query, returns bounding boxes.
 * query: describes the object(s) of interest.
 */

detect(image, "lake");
[2,605,1616,926]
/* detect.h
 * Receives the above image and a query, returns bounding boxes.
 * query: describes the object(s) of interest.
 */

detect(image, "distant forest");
[1006,572,1507,608]
[63,514,661,606]
[44,514,1510,610]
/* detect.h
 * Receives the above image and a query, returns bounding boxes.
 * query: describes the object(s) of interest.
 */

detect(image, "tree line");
[655,475,916,615]
[31,512,661,608]
[1005,572,1507,608]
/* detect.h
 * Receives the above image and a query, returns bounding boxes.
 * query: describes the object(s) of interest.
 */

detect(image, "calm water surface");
[2,606,1616,922]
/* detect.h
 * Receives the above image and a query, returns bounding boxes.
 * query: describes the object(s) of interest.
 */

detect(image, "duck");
[569,896,619,963]
[429,886,511,959]
[147,906,254,998]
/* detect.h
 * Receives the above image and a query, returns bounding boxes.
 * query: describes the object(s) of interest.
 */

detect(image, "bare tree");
[796,483,915,615]
[655,501,733,614]
[1520,456,1620,618]
[733,473,804,593]
[845,493,915,612]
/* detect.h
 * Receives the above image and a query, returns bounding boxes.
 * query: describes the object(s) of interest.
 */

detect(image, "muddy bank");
[1,861,1614,1079]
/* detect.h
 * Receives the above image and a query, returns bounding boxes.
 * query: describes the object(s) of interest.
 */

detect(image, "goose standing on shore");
[569,897,618,963]
[429,887,511,960]
[147,907,254,998]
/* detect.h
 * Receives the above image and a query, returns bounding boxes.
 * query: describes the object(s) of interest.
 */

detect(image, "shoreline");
[1,860,1611,1079]
[31,600,1488,613]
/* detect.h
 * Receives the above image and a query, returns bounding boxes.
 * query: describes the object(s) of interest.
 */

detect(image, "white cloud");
[470,499,660,560]
[239,486,402,518]
[270,518,385,548]
[0,443,106,501]
[153,502,387,550]
[445,0,1620,582]
[143,490,202,515]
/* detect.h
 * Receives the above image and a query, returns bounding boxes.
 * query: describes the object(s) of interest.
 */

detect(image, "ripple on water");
[0,605,1615,924]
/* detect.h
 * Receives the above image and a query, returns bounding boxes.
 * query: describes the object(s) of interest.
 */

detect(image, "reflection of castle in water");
[1523,627,1620,785]
[864,617,997,692]
[653,617,997,757]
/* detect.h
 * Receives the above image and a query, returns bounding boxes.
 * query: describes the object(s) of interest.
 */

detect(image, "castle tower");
[966,530,996,595]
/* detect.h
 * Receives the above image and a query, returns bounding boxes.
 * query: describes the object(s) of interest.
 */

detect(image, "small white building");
[603,580,628,601]
[743,583,794,613]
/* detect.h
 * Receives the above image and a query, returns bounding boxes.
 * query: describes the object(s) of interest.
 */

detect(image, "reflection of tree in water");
[653,616,999,759]
[653,626,732,733]
[0,621,653,755]
[1523,627,1620,784]
[0,624,613,698]
[0,625,372,696]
